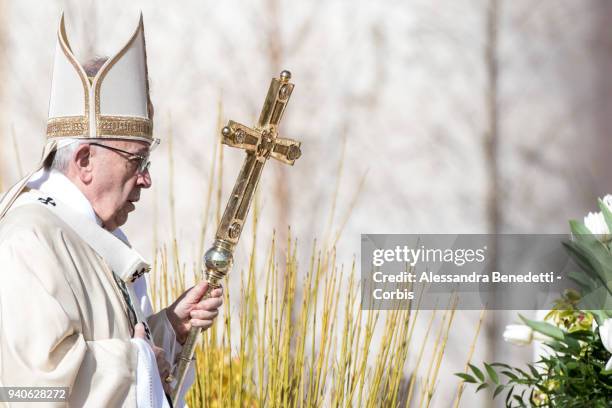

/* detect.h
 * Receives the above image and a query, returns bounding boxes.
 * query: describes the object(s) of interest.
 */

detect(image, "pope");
[0,14,221,408]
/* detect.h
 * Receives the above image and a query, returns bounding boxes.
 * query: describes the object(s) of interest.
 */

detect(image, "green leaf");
[519,314,564,341]
[505,386,515,406]
[560,335,581,353]
[485,363,499,384]
[501,370,518,381]
[493,384,505,399]
[468,363,485,382]
[527,364,539,378]
[515,368,531,379]
[563,241,602,290]
[564,239,612,298]
[569,219,594,237]
[455,373,477,383]
[580,287,612,311]
[476,383,488,393]
[568,269,596,292]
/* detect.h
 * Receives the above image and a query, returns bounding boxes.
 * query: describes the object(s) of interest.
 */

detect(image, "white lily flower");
[583,211,610,241]
[602,194,612,211]
[599,319,612,371]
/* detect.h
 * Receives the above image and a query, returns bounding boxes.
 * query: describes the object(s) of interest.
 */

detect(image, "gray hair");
[49,140,88,173]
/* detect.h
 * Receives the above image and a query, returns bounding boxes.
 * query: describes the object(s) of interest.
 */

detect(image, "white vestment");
[0,170,193,407]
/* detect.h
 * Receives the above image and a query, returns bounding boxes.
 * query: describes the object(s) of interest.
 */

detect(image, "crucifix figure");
[171,70,302,404]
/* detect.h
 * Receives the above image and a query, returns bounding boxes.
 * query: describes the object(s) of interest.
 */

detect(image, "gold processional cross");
[171,70,302,404]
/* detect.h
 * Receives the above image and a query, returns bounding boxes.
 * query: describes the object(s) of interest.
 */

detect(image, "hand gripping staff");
[170,71,302,405]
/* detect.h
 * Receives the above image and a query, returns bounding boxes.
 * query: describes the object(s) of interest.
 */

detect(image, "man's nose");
[137,170,152,188]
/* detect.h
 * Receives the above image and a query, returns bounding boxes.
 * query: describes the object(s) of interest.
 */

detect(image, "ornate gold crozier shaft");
[170,70,302,405]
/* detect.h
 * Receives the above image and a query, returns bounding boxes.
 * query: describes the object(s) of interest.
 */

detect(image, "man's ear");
[72,144,93,184]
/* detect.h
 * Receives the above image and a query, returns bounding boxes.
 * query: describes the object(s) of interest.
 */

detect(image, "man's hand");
[165,282,223,344]
[133,323,172,393]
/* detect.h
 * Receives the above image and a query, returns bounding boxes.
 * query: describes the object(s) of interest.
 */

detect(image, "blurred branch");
[483,1,501,404]
[484,0,501,242]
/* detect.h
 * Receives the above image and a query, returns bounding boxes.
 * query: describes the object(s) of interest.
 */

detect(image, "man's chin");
[104,209,132,231]
[115,212,131,229]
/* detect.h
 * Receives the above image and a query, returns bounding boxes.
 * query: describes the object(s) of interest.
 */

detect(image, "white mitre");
[0,12,156,219]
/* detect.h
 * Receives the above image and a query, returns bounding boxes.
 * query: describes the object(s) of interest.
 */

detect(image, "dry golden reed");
[151,229,464,408]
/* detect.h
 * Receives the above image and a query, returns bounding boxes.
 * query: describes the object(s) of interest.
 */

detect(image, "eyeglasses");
[89,142,151,174]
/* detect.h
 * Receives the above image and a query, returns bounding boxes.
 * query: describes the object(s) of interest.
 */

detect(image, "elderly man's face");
[90,140,152,231]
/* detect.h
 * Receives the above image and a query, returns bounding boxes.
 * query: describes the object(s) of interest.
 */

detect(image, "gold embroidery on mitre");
[47,116,89,138]
[97,116,153,139]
